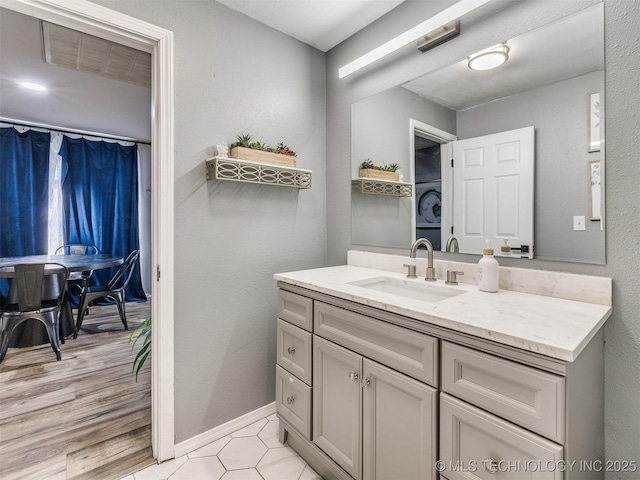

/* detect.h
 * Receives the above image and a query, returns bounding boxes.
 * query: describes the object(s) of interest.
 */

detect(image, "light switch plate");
[573,215,586,231]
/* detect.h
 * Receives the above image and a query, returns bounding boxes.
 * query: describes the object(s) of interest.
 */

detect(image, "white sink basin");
[348,276,465,303]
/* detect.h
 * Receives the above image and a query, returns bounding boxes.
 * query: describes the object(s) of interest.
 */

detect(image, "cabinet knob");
[349,372,359,381]
[482,458,498,474]
[361,378,371,388]
[287,346,296,355]
[286,395,295,405]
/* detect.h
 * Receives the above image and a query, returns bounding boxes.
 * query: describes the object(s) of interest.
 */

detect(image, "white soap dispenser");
[478,240,499,292]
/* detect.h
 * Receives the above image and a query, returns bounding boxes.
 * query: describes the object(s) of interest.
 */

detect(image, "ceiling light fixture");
[19,81,48,91]
[468,44,509,71]
[338,0,493,79]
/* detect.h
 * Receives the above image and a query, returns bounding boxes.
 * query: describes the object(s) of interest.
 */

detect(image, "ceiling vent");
[42,21,151,87]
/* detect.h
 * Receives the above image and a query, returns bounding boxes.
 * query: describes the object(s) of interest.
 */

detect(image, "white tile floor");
[121,414,321,480]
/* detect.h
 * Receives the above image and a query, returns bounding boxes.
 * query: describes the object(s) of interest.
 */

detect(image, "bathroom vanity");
[274,252,612,480]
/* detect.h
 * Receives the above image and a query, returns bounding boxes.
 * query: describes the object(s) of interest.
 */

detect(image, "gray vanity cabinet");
[362,359,437,480]
[439,339,604,480]
[313,335,438,480]
[313,336,362,479]
[276,284,605,480]
[312,300,439,480]
[276,290,314,440]
[440,393,563,480]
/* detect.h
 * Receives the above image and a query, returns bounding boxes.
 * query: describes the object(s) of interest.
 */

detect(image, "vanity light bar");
[338,0,493,79]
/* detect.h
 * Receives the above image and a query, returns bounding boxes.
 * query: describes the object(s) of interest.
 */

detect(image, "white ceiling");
[403,5,604,111]
[215,0,406,52]
[0,1,405,139]
[0,8,152,140]
[0,1,603,140]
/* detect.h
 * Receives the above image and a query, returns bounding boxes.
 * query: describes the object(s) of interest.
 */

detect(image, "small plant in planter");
[360,159,377,170]
[228,133,298,167]
[272,141,297,157]
[359,159,401,181]
[360,159,399,172]
[230,133,253,149]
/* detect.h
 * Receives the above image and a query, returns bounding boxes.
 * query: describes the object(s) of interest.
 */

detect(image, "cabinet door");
[313,336,362,480]
[362,359,438,480]
[440,393,563,480]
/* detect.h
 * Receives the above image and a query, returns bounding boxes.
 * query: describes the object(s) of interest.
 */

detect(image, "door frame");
[0,0,176,462]
[409,119,456,248]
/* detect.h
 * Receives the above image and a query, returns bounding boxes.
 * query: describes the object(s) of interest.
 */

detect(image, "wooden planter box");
[230,146,297,167]
[359,168,400,182]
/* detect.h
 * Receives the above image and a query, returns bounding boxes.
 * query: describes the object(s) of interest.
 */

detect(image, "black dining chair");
[55,243,101,293]
[0,263,69,363]
[74,250,140,338]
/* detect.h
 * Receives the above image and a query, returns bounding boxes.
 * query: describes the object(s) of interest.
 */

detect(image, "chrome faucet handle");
[445,270,464,285]
[425,267,437,282]
[403,264,417,278]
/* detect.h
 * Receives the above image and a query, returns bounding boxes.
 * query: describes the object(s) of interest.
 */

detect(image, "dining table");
[0,253,124,348]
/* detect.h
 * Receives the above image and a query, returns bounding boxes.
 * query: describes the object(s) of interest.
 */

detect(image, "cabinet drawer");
[314,301,438,386]
[276,365,311,440]
[442,341,565,443]
[278,290,313,332]
[440,393,563,480]
[277,319,312,384]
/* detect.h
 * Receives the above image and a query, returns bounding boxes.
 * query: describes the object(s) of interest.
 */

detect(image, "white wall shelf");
[351,178,412,197]
[206,157,312,189]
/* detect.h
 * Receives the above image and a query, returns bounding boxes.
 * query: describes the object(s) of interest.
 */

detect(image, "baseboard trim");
[174,402,276,458]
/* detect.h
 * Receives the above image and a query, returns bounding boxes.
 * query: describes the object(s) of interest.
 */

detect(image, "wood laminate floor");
[0,301,154,480]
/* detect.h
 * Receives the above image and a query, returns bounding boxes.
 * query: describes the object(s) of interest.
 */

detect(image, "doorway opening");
[0,0,175,468]
[409,119,456,250]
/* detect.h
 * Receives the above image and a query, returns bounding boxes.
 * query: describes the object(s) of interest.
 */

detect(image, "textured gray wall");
[91,0,327,443]
[457,72,605,264]
[327,0,639,476]
[351,86,455,248]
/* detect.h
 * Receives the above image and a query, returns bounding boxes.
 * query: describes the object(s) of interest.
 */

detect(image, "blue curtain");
[59,136,146,303]
[0,127,51,257]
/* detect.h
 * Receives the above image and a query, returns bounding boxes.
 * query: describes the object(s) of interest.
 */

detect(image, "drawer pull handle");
[361,377,371,388]
[482,458,498,474]
[287,346,296,355]
[349,372,359,381]
[286,395,295,405]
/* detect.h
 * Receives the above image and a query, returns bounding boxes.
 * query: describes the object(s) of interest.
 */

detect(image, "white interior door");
[451,126,534,257]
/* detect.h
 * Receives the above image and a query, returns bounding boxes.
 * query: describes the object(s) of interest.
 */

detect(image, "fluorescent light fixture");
[468,43,509,70]
[19,81,48,91]
[338,0,493,79]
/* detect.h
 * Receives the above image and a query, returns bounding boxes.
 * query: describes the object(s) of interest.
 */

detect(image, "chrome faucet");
[445,235,459,253]
[409,238,437,282]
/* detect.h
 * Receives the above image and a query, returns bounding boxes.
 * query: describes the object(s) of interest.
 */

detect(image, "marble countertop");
[274,265,612,362]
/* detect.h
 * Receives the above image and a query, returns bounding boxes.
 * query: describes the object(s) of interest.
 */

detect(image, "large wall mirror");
[351,3,605,265]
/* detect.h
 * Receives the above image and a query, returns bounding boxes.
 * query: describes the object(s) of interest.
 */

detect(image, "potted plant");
[359,159,401,181]
[228,133,298,167]
[129,317,151,381]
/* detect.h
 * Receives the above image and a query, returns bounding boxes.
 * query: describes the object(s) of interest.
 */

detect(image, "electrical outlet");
[573,215,586,231]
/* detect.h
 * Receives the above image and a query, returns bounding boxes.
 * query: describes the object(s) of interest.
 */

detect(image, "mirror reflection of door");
[415,137,442,249]
[410,119,455,249]
[451,126,535,257]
